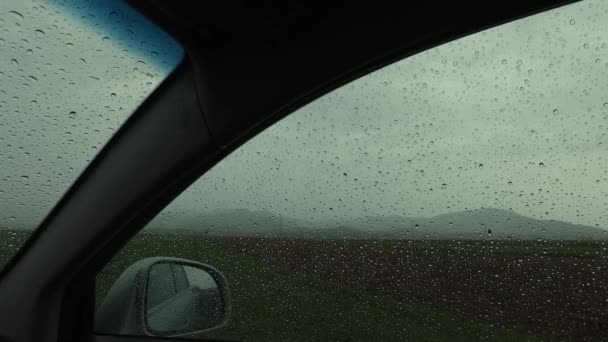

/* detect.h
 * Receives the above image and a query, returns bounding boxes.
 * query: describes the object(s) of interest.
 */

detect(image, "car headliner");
[130,1,577,146]
[0,1,577,342]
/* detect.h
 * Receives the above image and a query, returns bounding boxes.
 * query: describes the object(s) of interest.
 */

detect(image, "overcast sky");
[160,0,608,230]
[0,0,182,229]
[2,1,608,233]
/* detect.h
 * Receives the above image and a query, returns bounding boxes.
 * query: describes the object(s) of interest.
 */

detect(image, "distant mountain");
[147,208,297,236]
[328,208,607,240]
[146,208,608,240]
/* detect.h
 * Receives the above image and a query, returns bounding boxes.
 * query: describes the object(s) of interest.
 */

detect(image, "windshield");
[0,0,183,270]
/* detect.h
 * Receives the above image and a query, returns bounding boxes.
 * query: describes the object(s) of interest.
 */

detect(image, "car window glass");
[147,263,177,309]
[0,0,183,271]
[172,264,189,292]
[97,1,608,341]
[184,266,216,290]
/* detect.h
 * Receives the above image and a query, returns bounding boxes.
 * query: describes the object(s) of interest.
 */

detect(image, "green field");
[0,230,31,271]
[96,234,543,342]
[2,230,602,341]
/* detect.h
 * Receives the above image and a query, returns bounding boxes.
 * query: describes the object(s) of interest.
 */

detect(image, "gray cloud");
[163,0,608,231]
[2,1,608,237]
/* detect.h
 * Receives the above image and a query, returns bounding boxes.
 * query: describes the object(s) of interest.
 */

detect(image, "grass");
[0,230,32,271]
[2,229,595,341]
[96,234,544,341]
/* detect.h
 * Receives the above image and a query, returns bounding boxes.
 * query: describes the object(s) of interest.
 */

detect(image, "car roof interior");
[0,1,577,342]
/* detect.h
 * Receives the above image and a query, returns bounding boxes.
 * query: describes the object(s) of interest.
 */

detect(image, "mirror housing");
[95,257,231,337]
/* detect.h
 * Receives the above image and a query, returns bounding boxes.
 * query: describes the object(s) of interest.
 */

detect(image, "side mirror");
[95,257,231,337]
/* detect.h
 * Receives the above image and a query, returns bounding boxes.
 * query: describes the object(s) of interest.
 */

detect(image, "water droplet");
[569,19,576,25]
[110,93,116,98]
[552,109,559,115]
[539,162,545,168]
[34,29,45,37]
[68,111,76,119]
[101,36,110,42]
[478,163,484,168]
[8,11,23,21]
[501,59,507,64]
[10,59,18,65]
